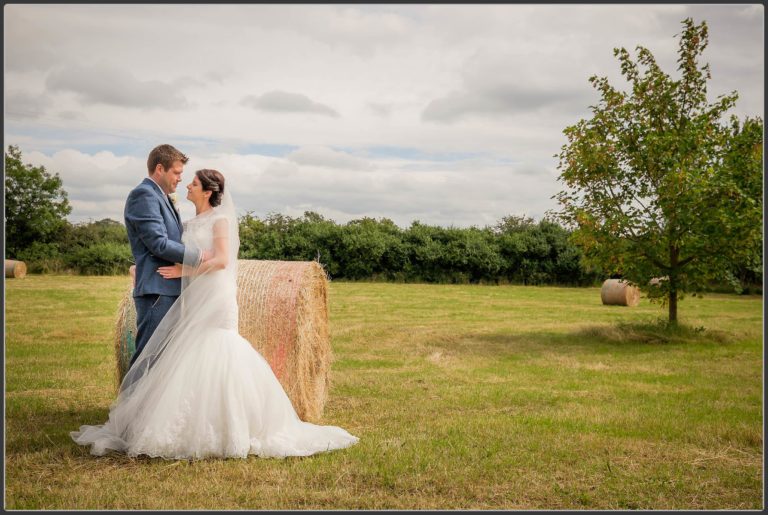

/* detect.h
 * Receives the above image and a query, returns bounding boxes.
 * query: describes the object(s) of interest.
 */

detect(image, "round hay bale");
[236,260,331,423]
[113,259,332,423]
[600,279,640,307]
[649,276,668,287]
[114,283,137,391]
[5,259,27,279]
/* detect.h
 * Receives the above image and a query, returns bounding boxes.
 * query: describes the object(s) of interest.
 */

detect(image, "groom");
[124,144,210,367]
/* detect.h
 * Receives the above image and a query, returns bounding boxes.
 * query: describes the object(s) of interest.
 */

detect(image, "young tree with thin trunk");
[554,18,763,324]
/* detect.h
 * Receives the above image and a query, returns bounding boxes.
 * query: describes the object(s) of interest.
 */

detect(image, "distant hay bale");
[114,259,332,423]
[5,259,27,279]
[600,279,640,307]
[649,276,668,287]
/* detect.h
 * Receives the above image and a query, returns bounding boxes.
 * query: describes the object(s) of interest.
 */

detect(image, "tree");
[5,145,72,256]
[553,18,763,323]
[721,116,763,293]
[494,214,536,234]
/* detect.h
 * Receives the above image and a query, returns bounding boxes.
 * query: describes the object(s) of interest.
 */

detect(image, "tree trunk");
[669,245,679,325]
[669,288,678,324]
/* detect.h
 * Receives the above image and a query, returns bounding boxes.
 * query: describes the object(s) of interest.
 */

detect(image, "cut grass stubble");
[4,276,763,509]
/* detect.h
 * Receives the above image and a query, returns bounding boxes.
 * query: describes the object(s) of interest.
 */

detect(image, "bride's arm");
[191,219,229,276]
[158,219,229,279]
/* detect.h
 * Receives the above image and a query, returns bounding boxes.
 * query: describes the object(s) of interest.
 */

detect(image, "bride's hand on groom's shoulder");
[157,264,183,279]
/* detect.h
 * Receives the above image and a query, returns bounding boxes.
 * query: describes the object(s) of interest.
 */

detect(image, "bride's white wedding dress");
[71,190,358,459]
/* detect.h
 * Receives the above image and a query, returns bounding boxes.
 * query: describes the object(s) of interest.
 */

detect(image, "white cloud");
[24,149,140,194]
[17,148,557,228]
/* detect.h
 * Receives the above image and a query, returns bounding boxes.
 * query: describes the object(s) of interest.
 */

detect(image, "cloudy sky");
[4,4,764,227]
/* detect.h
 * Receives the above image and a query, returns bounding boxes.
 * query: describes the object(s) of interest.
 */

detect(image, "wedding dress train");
[71,191,358,459]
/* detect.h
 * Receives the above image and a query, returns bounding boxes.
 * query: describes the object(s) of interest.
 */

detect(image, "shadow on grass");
[575,319,732,345]
[7,404,159,466]
[431,320,734,359]
[5,404,111,457]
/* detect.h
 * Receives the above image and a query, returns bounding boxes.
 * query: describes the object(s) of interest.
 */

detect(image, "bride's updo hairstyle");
[196,169,225,207]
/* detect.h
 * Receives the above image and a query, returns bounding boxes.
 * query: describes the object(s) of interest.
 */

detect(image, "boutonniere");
[168,192,179,211]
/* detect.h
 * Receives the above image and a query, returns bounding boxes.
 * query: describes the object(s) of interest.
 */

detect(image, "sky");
[4,4,764,228]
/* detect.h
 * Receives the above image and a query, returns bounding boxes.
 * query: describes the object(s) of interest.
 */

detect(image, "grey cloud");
[172,76,206,90]
[684,4,762,41]
[515,163,552,176]
[219,5,415,59]
[4,7,59,72]
[240,91,339,117]
[421,42,599,124]
[45,63,190,110]
[287,146,373,170]
[367,102,393,117]
[58,111,85,121]
[202,70,229,84]
[5,91,53,119]
[680,5,764,117]
[422,84,588,123]
[5,41,58,74]
[5,5,762,228]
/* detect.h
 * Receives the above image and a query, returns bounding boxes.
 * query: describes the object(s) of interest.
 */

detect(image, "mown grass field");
[4,275,763,509]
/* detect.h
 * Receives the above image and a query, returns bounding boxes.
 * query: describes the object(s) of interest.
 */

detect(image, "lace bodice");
[181,210,238,330]
[182,210,224,250]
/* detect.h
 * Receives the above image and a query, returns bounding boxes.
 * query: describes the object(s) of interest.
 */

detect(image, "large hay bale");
[600,279,640,307]
[114,283,137,391]
[114,259,332,423]
[5,259,27,279]
[236,260,332,423]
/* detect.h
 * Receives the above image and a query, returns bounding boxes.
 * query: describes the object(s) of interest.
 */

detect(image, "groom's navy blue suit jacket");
[124,178,195,298]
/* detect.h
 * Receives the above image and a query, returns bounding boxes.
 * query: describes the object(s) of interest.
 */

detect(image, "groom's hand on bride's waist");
[157,264,183,279]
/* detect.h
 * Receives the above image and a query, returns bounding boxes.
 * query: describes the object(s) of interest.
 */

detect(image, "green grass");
[4,276,763,509]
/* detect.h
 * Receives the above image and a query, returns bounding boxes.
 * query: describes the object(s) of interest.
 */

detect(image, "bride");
[71,169,359,459]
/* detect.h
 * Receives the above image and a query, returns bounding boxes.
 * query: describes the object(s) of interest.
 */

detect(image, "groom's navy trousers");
[124,177,200,368]
[132,294,178,367]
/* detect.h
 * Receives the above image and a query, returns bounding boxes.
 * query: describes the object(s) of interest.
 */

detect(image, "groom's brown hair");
[147,144,189,174]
